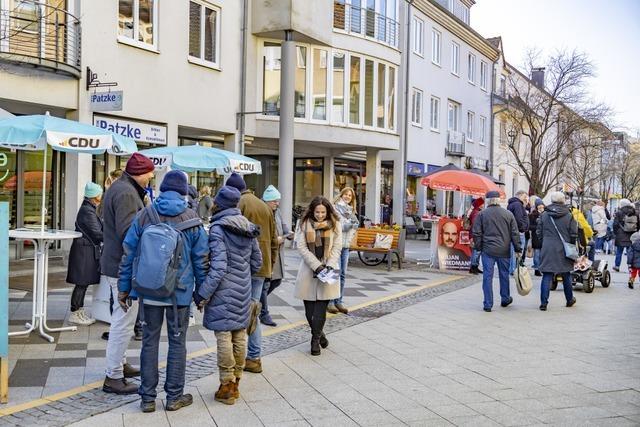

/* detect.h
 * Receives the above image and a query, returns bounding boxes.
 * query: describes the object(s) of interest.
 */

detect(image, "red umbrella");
[420,169,505,198]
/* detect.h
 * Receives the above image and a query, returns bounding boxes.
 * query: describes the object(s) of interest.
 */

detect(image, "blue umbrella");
[0,113,138,232]
[139,144,262,174]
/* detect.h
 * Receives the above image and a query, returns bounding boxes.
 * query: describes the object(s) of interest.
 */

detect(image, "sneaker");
[188,316,196,327]
[326,303,339,314]
[613,266,620,272]
[539,304,547,311]
[335,303,349,314]
[79,309,96,325]
[566,297,577,308]
[166,394,193,411]
[140,400,156,413]
[500,297,513,308]
[244,358,262,373]
[68,309,94,326]
[483,307,491,312]
[259,314,277,327]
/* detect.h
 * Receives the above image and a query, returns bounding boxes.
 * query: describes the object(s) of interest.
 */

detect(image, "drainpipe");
[489,60,497,176]
[399,0,414,221]
[238,0,249,155]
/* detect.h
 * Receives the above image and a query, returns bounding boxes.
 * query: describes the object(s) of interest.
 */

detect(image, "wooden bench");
[350,228,405,271]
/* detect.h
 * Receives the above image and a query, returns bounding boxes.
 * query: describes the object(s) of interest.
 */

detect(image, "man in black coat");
[613,198,640,271]
[507,190,529,274]
[537,191,578,311]
[472,191,522,312]
[100,153,155,395]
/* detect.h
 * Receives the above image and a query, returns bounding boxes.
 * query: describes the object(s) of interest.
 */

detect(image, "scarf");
[304,219,333,262]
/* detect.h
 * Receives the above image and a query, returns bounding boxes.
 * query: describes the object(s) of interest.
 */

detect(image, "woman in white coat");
[294,196,343,356]
[591,201,609,252]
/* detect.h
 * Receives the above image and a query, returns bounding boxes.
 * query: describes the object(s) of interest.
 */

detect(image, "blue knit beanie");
[160,170,189,196]
[215,185,241,210]
[84,182,103,199]
[262,185,281,202]
[226,172,246,192]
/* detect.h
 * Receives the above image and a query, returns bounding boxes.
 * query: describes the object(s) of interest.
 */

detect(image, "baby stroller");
[552,240,611,293]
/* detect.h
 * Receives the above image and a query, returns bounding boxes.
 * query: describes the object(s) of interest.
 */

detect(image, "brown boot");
[232,379,240,399]
[215,382,236,405]
[244,358,262,373]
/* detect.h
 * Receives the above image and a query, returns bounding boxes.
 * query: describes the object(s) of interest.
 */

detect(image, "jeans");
[247,277,264,360]
[615,246,627,268]
[540,272,573,306]
[533,249,541,270]
[471,249,481,267]
[481,254,511,309]
[595,237,605,251]
[587,243,595,262]
[139,304,190,403]
[260,279,282,319]
[333,248,350,304]
[104,275,138,379]
[70,285,88,312]
[215,330,247,384]
[303,300,329,338]
[510,233,526,274]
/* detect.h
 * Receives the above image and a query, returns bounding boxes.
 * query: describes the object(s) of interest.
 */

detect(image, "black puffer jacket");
[537,203,578,274]
[507,197,529,233]
[613,205,640,247]
[529,210,542,249]
[472,205,522,258]
[66,199,103,286]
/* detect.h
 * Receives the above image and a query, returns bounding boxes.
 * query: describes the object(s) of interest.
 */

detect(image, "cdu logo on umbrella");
[47,131,110,152]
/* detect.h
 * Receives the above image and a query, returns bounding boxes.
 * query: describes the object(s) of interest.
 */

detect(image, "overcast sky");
[471,0,640,136]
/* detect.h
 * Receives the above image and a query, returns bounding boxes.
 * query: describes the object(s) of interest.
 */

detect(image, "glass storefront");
[294,158,323,208]
[334,158,365,217]
[244,156,278,196]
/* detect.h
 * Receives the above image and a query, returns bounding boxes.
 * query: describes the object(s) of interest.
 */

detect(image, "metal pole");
[278,30,295,229]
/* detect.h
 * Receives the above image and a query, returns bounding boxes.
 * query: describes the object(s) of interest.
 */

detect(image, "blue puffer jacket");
[627,232,640,268]
[118,191,209,306]
[198,208,262,332]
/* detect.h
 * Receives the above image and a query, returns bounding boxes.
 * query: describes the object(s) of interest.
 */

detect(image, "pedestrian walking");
[507,190,529,274]
[570,201,594,261]
[592,201,609,253]
[537,191,578,311]
[626,231,640,289]
[118,170,209,412]
[197,185,214,222]
[100,153,155,395]
[195,185,262,405]
[66,182,104,326]
[468,197,484,275]
[260,185,291,327]
[329,187,360,314]
[529,198,544,276]
[294,196,342,355]
[225,173,277,374]
[472,191,522,312]
[613,199,640,272]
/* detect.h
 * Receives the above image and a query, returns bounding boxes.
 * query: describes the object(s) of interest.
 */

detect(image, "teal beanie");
[84,182,103,199]
[262,185,281,202]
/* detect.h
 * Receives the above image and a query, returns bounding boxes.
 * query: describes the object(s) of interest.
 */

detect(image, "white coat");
[293,223,343,301]
[591,205,608,238]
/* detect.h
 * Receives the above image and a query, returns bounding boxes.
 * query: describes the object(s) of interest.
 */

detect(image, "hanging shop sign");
[90,91,123,112]
[407,162,425,176]
[93,115,167,146]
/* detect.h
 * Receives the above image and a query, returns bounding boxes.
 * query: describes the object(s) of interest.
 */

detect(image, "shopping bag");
[373,233,393,249]
[515,259,533,296]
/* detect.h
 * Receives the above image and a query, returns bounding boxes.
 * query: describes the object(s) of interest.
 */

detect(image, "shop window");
[188,1,220,67]
[294,158,323,208]
[118,0,158,49]
[312,49,328,121]
[332,52,345,123]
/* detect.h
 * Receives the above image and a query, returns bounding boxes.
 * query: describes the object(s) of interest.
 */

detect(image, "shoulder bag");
[550,216,579,261]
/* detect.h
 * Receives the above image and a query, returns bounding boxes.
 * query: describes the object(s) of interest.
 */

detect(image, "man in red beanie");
[100,152,155,394]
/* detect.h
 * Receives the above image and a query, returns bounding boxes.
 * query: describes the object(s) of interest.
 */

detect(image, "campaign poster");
[437,218,471,271]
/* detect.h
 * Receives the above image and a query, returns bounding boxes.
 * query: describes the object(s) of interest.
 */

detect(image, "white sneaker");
[188,316,196,327]
[68,309,95,326]
[80,309,97,325]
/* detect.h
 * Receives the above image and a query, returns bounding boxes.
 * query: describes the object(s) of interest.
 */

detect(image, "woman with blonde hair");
[197,185,214,221]
[328,187,359,314]
[104,169,123,190]
[294,196,342,355]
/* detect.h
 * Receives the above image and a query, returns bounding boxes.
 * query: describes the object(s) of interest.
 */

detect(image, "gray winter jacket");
[472,205,521,258]
[198,208,262,332]
[100,174,146,278]
[537,203,578,274]
[613,205,640,247]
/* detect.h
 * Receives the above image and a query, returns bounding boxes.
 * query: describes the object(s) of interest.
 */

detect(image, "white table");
[8,229,81,342]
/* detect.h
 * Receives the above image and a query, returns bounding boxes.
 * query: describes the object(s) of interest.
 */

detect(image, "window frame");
[451,41,460,76]
[480,60,488,91]
[467,53,476,85]
[412,16,424,57]
[466,111,474,141]
[447,101,460,132]
[411,87,423,127]
[429,96,440,132]
[117,0,160,52]
[187,0,222,70]
[431,28,441,65]
[479,115,487,145]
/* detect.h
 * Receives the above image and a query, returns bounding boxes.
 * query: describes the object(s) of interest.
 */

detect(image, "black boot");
[310,336,321,356]
[319,333,329,349]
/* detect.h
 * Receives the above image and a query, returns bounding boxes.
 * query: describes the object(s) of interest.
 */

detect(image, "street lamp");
[507,129,517,146]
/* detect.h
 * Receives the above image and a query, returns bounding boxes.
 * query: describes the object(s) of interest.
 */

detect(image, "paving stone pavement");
[65,261,639,427]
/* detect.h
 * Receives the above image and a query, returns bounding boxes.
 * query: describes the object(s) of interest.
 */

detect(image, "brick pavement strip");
[0,274,474,427]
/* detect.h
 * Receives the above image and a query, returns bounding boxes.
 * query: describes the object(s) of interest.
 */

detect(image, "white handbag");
[515,259,533,296]
[373,233,393,249]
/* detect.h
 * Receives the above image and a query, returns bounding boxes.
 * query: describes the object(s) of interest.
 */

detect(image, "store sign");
[90,91,123,112]
[222,159,262,175]
[407,162,425,176]
[93,115,167,145]
[46,131,111,151]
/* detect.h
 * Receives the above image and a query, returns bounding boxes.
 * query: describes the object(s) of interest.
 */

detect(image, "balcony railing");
[446,130,466,156]
[333,1,399,48]
[0,1,81,77]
